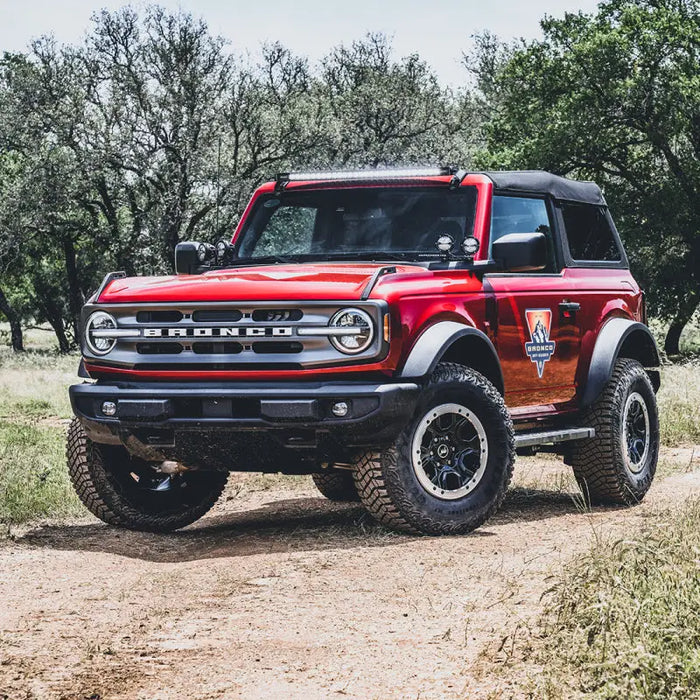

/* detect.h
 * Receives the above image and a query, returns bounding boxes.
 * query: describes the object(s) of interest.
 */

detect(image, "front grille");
[251,309,303,322]
[192,309,244,323]
[136,310,183,323]
[192,342,243,355]
[137,342,184,355]
[252,341,303,354]
[82,300,386,371]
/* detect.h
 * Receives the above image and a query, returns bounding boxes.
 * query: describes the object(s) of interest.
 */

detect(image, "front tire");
[67,419,228,532]
[568,358,659,505]
[353,363,515,535]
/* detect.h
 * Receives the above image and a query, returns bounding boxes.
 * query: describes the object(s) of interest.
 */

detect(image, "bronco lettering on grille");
[142,327,293,338]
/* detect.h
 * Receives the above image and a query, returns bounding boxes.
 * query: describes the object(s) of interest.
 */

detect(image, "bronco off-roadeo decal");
[524,309,556,378]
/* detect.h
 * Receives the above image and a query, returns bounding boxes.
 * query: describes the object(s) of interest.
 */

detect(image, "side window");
[561,203,621,262]
[490,195,557,272]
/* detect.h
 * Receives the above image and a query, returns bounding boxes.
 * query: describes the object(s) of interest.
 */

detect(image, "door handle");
[559,302,580,312]
[559,301,580,321]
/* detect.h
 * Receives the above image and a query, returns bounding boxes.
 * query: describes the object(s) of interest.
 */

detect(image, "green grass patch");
[0,323,62,352]
[523,499,700,699]
[12,399,55,419]
[657,361,700,446]
[0,421,82,526]
[0,349,81,526]
[0,348,77,421]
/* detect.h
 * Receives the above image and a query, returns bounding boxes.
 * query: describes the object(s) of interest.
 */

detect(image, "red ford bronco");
[67,168,661,535]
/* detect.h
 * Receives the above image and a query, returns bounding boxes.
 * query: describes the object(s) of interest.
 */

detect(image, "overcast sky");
[0,0,601,85]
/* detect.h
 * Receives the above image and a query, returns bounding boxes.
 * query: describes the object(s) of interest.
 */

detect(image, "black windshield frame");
[233,186,478,263]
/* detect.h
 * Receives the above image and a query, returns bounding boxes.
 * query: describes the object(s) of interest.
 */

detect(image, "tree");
[475,0,700,353]
[317,34,464,167]
[74,9,327,269]
[0,49,101,350]
[0,8,483,352]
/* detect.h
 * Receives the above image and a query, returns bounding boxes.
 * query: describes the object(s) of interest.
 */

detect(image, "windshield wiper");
[224,254,302,267]
[318,251,437,263]
[217,251,438,268]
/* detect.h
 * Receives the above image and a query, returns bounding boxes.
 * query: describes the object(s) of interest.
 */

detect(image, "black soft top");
[483,170,606,206]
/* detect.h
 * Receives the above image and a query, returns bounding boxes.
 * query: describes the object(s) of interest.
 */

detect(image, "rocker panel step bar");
[514,428,595,449]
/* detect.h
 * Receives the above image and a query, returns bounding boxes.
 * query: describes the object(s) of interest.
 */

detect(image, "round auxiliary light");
[101,401,117,417]
[462,236,480,257]
[436,234,454,253]
[197,242,215,263]
[332,401,349,418]
[215,239,228,263]
[329,308,374,355]
[85,311,119,356]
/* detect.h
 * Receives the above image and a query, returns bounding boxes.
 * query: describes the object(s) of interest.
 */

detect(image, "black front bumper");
[70,380,420,471]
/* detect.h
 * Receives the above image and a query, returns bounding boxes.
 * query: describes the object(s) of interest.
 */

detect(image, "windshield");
[234,186,478,262]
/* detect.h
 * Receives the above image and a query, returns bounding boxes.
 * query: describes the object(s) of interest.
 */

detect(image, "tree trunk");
[664,297,699,356]
[664,320,686,356]
[0,285,24,352]
[62,235,84,345]
[35,298,71,353]
[45,314,71,354]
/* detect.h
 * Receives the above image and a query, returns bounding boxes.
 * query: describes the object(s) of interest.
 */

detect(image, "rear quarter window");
[561,203,621,262]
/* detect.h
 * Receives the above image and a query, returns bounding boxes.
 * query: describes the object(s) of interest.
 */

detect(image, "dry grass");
[494,326,700,700]
[517,499,700,699]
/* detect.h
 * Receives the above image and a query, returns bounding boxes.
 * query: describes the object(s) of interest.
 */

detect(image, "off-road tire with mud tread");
[67,418,228,532]
[567,358,658,506]
[312,470,360,502]
[353,363,515,535]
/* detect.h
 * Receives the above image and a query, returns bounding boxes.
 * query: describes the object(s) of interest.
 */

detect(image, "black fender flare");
[581,318,660,407]
[398,321,504,394]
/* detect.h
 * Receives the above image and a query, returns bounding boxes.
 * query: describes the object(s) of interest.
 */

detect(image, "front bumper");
[70,380,420,471]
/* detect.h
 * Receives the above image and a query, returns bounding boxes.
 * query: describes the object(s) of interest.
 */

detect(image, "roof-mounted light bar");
[276,166,460,190]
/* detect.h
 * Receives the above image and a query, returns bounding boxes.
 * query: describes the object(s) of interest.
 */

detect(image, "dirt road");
[2,449,699,700]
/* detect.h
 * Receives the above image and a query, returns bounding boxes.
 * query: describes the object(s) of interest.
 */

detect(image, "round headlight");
[85,311,118,355]
[329,308,374,355]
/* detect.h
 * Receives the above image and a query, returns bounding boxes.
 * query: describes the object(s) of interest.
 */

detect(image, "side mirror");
[492,232,547,272]
[175,241,214,275]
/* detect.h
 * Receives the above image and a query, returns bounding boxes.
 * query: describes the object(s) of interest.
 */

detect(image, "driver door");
[484,195,582,411]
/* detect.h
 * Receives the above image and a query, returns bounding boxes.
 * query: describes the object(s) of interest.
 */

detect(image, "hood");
[97,262,428,304]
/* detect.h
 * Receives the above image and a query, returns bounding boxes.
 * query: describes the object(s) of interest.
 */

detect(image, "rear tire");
[568,358,659,505]
[66,418,228,532]
[312,470,360,502]
[353,363,515,535]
